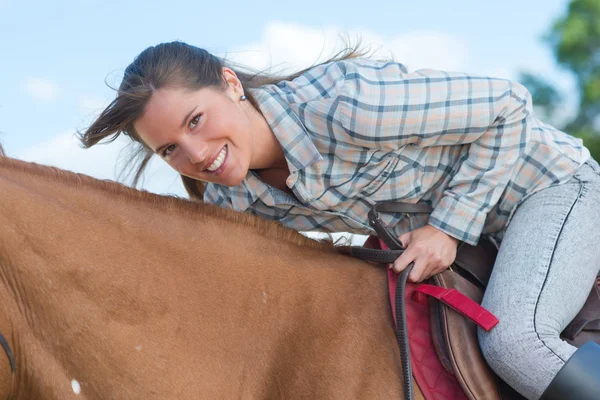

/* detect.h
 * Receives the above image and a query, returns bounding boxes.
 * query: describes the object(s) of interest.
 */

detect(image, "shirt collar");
[252,86,323,173]
[206,171,279,212]
[205,86,323,212]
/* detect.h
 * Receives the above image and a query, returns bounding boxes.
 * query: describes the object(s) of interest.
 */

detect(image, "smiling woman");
[79,40,367,199]
[79,39,600,399]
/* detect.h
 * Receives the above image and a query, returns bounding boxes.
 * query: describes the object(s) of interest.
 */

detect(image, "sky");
[0,0,575,199]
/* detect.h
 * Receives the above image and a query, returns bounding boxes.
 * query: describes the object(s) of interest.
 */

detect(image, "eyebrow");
[180,106,198,129]
[153,106,198,154]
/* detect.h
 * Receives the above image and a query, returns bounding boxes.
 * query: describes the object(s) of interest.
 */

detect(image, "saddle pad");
[383,249,467,400]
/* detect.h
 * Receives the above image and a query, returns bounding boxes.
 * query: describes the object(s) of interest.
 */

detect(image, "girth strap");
[413,284,499,331]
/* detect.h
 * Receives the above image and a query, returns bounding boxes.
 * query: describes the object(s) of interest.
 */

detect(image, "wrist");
[428,224,459,245]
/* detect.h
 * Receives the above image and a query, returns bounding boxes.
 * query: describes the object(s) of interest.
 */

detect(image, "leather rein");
[0,330,15,397]
[348,202,435,400]
[0,333,14,375]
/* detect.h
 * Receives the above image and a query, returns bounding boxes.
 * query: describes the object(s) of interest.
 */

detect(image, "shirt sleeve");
[336,60,532,244]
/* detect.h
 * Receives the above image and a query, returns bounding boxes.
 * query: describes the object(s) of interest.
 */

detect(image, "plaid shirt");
[204,59,590,245]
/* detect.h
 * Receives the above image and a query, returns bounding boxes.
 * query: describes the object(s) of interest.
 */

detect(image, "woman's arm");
[335,60,532,245]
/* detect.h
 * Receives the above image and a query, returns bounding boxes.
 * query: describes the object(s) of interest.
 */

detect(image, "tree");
[546,0,600,133]
[519,0,600,160]
[518,72,563,125]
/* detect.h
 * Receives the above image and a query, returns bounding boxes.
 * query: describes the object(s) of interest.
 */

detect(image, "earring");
[240,95,247,101]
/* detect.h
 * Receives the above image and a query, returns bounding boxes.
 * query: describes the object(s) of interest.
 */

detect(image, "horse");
[0,149,424,399]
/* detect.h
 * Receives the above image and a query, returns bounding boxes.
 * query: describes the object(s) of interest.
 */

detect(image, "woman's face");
[134,73,254,187]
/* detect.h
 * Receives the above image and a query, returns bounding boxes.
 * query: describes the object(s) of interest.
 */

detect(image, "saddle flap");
[453,240,498,288]
[561,277,600,347]
[431,270,501,400]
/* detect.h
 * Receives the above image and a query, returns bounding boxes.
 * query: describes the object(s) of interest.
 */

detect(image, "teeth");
[207,146,227,172]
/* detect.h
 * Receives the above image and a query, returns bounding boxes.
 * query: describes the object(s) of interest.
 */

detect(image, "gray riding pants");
[477,158,600,400]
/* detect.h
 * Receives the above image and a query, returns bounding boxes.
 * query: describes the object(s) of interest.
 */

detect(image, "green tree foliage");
[546,0,600,133]
[519,0,600,160]
[519,72,563,124]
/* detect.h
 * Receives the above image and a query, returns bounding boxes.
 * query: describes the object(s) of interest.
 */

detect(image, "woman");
[81,41,600,399]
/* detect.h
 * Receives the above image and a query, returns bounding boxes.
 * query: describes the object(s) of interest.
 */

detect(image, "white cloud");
[224,22,470,75]
[79,95,109,113]
[24,78,60,101]
[20,22,539,207]
[15,22,474,206]
[17,131,185,197]
[386,31,468,72]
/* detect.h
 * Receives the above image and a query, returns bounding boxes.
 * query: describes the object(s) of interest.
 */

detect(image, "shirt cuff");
[428,196,487,245]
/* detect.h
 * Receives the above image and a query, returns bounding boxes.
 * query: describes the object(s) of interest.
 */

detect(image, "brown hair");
[78,39,370,201]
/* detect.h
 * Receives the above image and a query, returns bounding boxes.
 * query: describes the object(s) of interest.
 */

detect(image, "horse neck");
[0,158,396,399]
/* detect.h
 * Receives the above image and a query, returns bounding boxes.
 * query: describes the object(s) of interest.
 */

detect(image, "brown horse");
[0,151,424,399]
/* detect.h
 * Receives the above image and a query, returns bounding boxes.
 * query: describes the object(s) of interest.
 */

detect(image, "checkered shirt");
[204,58,590,245]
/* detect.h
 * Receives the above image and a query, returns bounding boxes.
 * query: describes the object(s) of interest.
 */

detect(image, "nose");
[181,137,207,165]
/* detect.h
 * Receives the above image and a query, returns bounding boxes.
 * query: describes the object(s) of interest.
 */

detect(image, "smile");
[206,145,227,172]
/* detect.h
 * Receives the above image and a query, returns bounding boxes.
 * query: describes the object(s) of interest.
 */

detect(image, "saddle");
[436,240,600,400]
[348,202,600,400]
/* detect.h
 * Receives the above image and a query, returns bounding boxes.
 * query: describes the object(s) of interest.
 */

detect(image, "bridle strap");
[0,331,15,374]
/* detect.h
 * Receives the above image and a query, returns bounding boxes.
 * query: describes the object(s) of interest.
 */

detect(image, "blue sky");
[0,0,573,196]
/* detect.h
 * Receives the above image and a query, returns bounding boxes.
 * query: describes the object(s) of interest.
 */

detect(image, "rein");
[349,202,434,400]
[0,330,15,397]
[0,332,15,375]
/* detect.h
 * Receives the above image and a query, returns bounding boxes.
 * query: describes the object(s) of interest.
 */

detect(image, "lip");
[212,147,228,176]
[201,145,226,172]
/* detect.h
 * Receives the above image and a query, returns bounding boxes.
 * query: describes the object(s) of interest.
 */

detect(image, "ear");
[222,67,243,96]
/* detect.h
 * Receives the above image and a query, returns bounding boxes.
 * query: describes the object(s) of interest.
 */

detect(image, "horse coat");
[0,154,422,399]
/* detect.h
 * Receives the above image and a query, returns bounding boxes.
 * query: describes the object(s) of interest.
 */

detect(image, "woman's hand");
[392,225,459,283]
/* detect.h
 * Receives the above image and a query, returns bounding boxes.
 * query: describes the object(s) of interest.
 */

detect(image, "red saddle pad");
[382,240,467,400]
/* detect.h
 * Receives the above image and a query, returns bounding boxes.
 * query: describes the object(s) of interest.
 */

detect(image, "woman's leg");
[477,160,600,400]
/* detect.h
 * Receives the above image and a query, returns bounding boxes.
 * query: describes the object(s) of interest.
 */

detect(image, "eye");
[189,113,202,129]
[161,144,177,160]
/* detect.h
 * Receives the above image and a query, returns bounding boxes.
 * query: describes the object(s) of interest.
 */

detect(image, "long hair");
[78,39,371,201]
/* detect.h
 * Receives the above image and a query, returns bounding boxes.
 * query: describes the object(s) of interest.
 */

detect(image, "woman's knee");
[478,323,518,371]
[479,318,570,372]
[477,317,548,371]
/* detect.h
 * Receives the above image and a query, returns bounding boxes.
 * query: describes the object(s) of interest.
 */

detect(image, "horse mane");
[0,155,334,252]
[0,143,4,156]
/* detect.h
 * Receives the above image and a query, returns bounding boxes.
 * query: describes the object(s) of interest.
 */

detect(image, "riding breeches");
[477,158,600,400]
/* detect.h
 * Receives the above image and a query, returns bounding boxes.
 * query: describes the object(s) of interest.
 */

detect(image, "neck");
[243,102,286,170]
[0,156,402,398]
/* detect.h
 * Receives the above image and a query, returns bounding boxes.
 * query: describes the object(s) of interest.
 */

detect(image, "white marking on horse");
[136,345,142,351]
[262,290,267,304]
[71,379,81,395]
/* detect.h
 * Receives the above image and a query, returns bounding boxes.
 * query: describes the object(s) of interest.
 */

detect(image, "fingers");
[392,247,414,273]
[392,250,429,283]
[408,257,429,283]
[398,232,411,248]
[391,228,457,283]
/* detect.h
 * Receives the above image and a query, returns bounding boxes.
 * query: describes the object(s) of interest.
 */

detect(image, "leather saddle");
[439,239,600,400]
[347,202,600,400]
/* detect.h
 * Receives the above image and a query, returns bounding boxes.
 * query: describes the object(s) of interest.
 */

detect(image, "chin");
[225,174,246,187]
